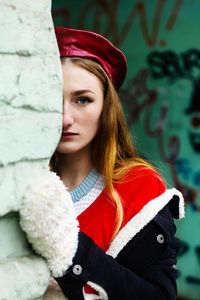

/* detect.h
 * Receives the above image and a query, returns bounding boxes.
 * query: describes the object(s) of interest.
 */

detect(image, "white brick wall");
[0,1,63,298]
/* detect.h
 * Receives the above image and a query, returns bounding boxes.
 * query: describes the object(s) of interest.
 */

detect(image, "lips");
[61,131,79,140]
[62,131,78,136]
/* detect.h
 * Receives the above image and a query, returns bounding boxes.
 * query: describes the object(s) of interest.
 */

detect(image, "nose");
[62,103,74,128]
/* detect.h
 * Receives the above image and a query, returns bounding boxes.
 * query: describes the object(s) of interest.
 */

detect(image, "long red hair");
[50,57,157,239]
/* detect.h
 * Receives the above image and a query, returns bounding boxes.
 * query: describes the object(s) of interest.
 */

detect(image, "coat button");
[73,264,82,275]
[172,264,178,270]
[157,234,165,244]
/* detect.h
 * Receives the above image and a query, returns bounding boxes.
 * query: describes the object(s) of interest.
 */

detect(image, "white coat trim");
[83,281,108,300]
[106,188,184,258]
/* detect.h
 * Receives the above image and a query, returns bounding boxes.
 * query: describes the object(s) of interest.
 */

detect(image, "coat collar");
[106,188,184,258]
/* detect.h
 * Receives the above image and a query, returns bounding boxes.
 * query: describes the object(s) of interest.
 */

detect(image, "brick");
[0,113,62,166]
[0,160,53,216]
[0,2,57,56]
[0,55,62,110]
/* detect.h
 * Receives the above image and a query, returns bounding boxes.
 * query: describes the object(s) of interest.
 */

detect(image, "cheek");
[82,112,102,136]
[86,116,100,130]
[92,109,102,126]
[82,106,102,126]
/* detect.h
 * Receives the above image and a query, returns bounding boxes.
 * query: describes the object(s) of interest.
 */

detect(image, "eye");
[76,97,92,105]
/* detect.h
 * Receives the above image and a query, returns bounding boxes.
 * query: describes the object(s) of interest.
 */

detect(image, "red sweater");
[78,167,166,251]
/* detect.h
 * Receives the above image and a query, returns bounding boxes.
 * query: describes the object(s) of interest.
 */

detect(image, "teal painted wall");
[52,1,200,299]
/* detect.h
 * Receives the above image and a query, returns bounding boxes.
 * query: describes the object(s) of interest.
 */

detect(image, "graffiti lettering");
[165,0,184,30]
[120,65,199,209]
[52,0,184,47]
[147,49,200,79]
[76,0,184,47]
[177,240,200,288]
[193,171,200,186]
[147,49,200,154]
[175,158,200,188]
[119,68,157,125]
[175,159,192,181]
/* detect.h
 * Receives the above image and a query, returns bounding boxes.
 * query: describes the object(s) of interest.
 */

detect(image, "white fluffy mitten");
[19,172,79,278]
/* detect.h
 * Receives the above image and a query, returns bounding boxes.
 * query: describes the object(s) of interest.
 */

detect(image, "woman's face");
[56,61,104,155]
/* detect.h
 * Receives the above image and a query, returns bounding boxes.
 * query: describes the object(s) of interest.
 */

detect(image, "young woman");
[20,27,184,300]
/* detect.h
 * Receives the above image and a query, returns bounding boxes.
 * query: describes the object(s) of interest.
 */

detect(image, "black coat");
[56,193,183,300]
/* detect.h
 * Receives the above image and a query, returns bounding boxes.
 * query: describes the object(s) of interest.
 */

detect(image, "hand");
[19,172,79,278]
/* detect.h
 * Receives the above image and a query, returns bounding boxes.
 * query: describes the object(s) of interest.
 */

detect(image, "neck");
[56,147,94,191]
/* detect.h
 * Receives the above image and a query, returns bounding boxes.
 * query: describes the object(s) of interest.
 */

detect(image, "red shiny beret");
[54,27,127,89]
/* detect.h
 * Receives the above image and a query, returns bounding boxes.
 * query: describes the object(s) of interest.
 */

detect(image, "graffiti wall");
[52,1,200,299]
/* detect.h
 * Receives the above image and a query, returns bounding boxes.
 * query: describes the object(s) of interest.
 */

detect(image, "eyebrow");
[71,89,95,96]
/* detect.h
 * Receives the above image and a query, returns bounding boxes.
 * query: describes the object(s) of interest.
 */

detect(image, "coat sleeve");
[55,204,182,300]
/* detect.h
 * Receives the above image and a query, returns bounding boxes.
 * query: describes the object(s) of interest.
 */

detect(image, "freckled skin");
[56,62,104,156]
